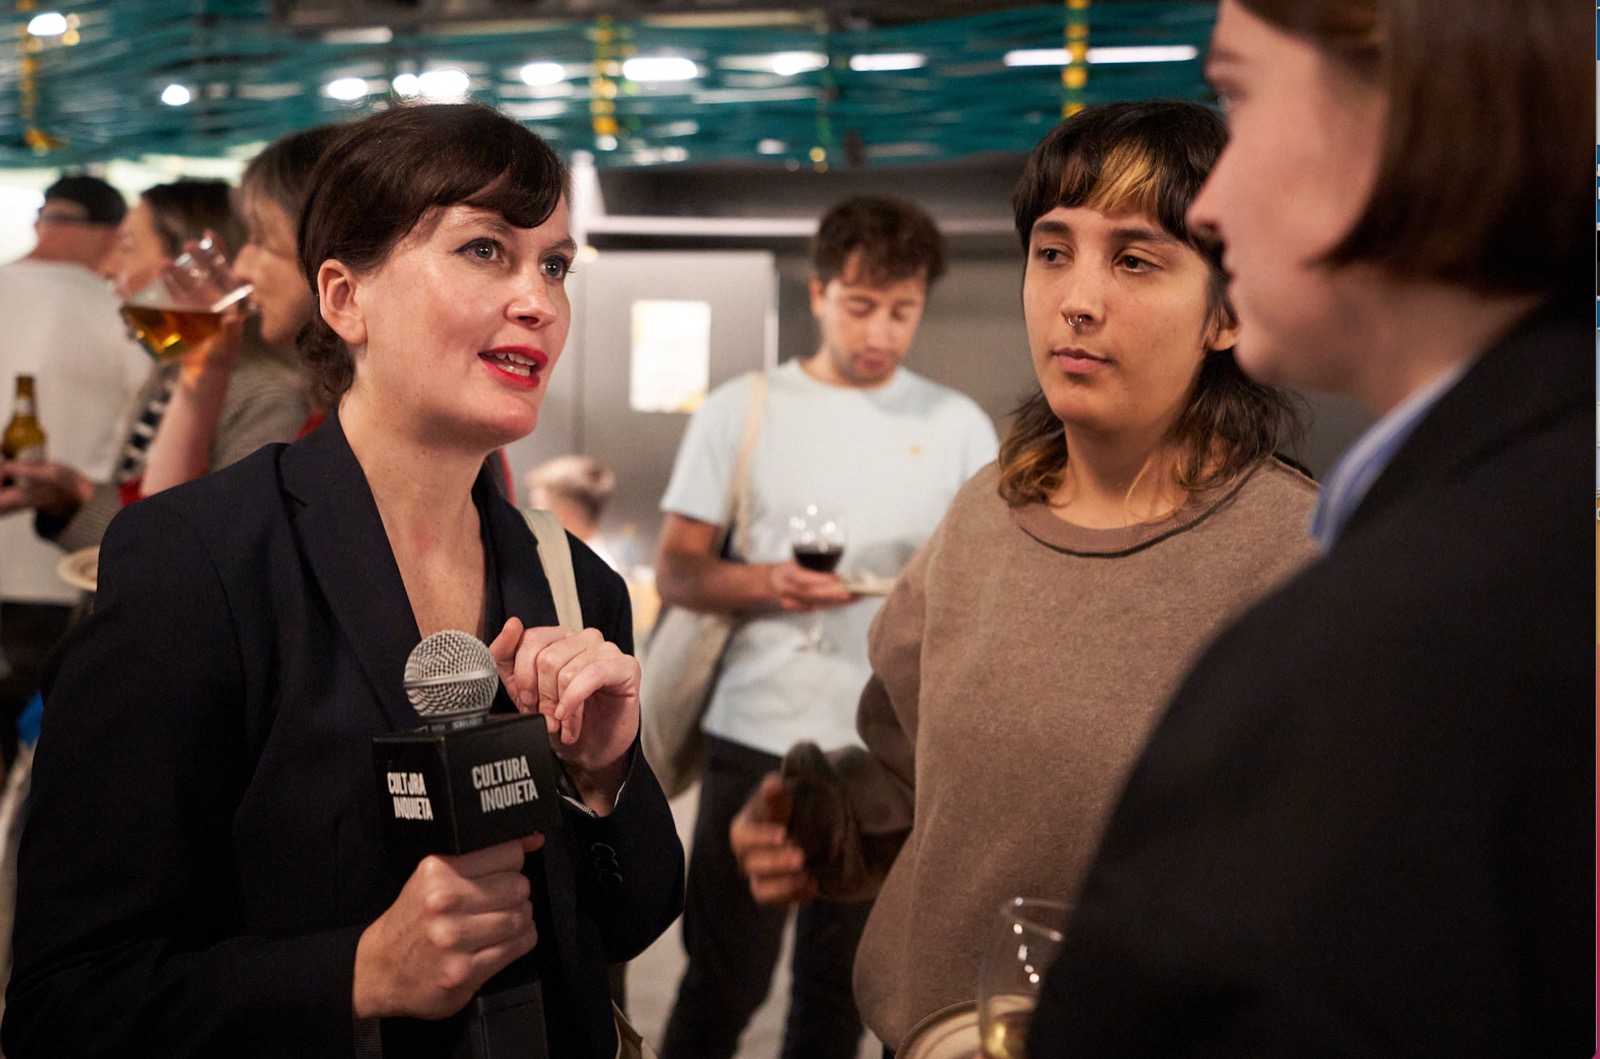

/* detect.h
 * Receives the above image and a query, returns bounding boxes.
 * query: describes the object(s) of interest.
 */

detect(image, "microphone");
[405,628,500,723]
[372,630,562,1059]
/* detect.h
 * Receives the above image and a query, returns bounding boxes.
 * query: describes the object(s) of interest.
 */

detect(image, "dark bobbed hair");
[1242,0,1588,300]
[240,125,343,224]
[811,195,946,289]
[141,179,246,262]
[297,103,571,406]
[1001,100,1303,508]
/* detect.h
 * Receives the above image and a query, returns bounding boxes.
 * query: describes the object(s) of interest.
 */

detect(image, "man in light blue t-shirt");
[657,197,997,1059]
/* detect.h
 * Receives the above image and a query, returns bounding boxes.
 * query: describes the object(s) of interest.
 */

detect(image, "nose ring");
[1067,313,1085,331]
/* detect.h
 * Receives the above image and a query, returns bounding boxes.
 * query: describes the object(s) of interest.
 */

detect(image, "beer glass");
[977,897,1070,1059]
[120,237,252,362]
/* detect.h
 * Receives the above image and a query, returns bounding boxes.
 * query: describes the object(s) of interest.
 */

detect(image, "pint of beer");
[120,238,252,362]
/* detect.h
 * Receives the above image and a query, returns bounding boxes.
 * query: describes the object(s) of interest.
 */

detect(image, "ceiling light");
[848,53,926,72]
[622,56,699,82]
[324,77,369,101]
[391,73,420,97]
[160,84,192,106]
[1087,45,1200,64]
[631,145,691,165]
[417,68,470,101]
[756,139,786,155]
[1003,45,1200,67]
[26,13,67,37]
[1003,49,1066,67]
[770,51,828,77]
[321,26,393,45]
[520,62,565,87]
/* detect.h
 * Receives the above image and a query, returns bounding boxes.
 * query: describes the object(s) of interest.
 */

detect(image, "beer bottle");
[2,374,47,464]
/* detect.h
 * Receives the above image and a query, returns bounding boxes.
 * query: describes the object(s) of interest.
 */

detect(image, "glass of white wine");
[977,897,1070,1059]
[788,503,847,652]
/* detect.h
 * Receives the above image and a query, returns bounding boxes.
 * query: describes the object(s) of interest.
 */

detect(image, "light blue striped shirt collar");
[1309,363,1470,550]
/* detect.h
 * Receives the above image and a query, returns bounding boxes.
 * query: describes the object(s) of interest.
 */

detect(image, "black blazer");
[3,416,684,1058]
[1030,305,1594,1057]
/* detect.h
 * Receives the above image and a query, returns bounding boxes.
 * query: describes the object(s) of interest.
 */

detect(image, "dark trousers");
[660,735,873,1059]
[0,603,72,771]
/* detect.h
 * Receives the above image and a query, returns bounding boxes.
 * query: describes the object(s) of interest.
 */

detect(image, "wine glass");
[788,503,847,652]
[977,897,1070,1059]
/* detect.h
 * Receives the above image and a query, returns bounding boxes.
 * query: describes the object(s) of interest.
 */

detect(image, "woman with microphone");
[4,104,683,1058]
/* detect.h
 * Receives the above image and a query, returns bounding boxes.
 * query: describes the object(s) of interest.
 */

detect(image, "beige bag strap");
[520,513,659,1059]
[523,508,585,629]
[718,371,767,561]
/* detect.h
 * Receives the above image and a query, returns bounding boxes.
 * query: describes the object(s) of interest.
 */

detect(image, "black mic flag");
[371,629,562,1059]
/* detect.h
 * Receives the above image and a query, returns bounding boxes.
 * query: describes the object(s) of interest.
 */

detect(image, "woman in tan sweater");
[729,100,1320,1054]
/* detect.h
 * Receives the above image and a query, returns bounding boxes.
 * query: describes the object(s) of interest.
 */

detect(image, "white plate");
[56,546,99,593]
[842,572,895,597]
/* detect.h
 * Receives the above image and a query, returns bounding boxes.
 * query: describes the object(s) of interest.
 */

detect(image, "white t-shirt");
[0,259,150,604]
[659,360,998,755]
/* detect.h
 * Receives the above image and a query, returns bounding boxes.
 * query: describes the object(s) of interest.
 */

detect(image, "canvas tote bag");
[636,373,767,799]
[522,507,658,1059]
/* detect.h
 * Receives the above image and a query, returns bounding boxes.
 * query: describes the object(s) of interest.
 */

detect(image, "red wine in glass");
[789,504,847,652]
[792,542,845,573]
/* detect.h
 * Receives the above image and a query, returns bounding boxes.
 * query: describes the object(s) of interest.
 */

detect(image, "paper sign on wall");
[630,299,712,413]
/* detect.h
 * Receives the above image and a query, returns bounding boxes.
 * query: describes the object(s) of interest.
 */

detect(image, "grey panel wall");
[505,250,778,565]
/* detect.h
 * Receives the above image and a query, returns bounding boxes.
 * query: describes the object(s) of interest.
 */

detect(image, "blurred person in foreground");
[0,178,307,555]
[729,100,1318,1055]
[1029,0,1592,1055]
[657,196,998,1059]
[0,175,147,774]
[2,103,683,1057]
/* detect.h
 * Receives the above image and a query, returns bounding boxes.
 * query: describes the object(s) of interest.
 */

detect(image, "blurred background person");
[1,178,308,555]
[527,453,621,571]
[4,102,683,1057]
[527,452,661,655]
[1030,0,1591,1055]
[0,175,147,779]
[729,100,1316,1056]
[656,195,997,1059]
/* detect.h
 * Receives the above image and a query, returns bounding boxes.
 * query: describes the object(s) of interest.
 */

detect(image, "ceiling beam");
[275,0,1056,32]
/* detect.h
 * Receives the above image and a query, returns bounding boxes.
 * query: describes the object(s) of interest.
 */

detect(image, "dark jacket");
[3,415,684,1058]
[1031,304,1594,1058]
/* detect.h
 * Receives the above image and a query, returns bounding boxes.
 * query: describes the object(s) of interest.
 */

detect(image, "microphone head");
[403,629,499,722]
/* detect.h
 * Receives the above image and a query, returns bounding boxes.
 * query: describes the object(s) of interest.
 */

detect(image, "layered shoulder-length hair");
[1000,100,1302,508]
[297,103,570,407]
[1237,0,1588,304]
[240,125,343,229]
[141,179,246,262]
